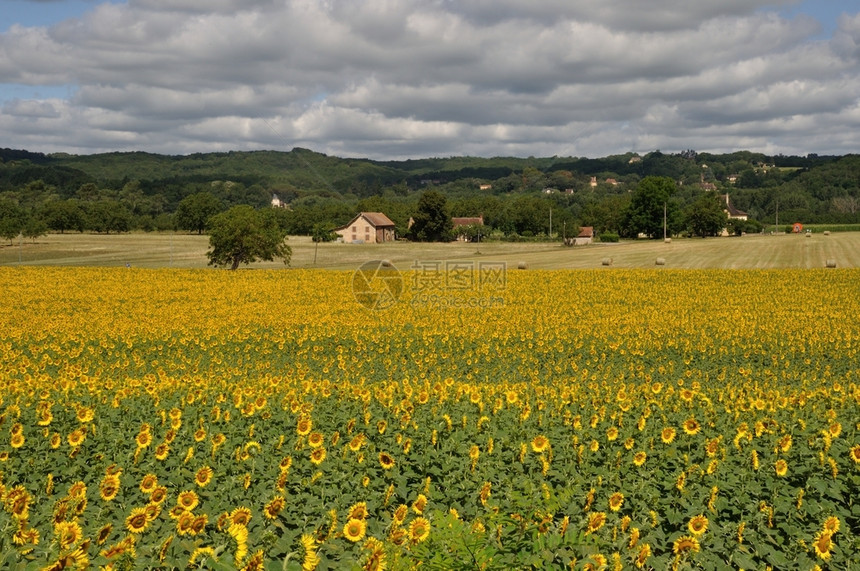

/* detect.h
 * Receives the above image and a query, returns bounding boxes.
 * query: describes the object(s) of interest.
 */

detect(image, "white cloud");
[0,0,859,158]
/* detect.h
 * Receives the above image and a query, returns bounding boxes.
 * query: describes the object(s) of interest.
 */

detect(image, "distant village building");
[590,176,598,188]
[271,194,289,208]
[452,216,484,242]
[479,184,493,190]
[334,212,396,243]
[574,226,594,246]
[723,194,747,221]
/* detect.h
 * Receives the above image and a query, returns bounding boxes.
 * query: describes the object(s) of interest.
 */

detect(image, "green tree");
[408,190,453,242]
[684,192,728,237]
[621,176,683,239]
[40,199,85,233]
[206,205,291,270]
[0,198,26,244]
[85,200,133,234]
[175,192,224,234]
[22,215,48,242]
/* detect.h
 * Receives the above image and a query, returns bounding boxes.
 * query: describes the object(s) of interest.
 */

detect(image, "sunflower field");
[1,266,858,570]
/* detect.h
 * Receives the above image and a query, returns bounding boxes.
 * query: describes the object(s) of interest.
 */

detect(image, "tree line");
[1,148,858,244]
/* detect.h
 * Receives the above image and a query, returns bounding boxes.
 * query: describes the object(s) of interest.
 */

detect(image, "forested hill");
[1,147,858,237]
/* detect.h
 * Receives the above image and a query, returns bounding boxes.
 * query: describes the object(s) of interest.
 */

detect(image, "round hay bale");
[517,261,528,270]
[655,257,666,266]
[664,238,672,243]
[823,230,831,236]
[826,259,837,268]
[380,259,393,267]
[805,232,812,238]
[601,257,613,266]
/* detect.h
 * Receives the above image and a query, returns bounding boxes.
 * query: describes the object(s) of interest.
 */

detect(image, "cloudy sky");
[1,0,859,159]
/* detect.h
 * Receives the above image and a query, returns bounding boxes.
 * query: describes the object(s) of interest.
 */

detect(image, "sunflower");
[10,433,24,448]
[687,514,708,536]
[150,486,168,505]
[633,451,647,467]
[190,514,208,536]
[634,544,651,568]
[828,422,842,438]
[296,417,312,436]
[343,518,367,542]
[100,474,121,501]
[813,530,833,560]
[822,516,840,534]
[377,420,387,435]
[96,523,113,545]
[682,418,700,436]
[310,447,327,465]
[850,444,860,464]
[67,429,86,448]
[624,437,635,450]
[307,432,325,448]
[189,546,219,566]
[363,537,386,571]
[531,435,550,453]
[177,490,200,512]
[672,535,700,555]
[393,504,408,525]
[144,502,161,521]
[194,428,207,442]
[195,466,214,488]
[230,507,252,527]
[409,517,431,543]
[139,474,158,494]
[68,481,87,498]
[55,520,83,550]
[155,443,170,461]
[176,511,195,536]
[348,434,365,452]
[774,459,788,477]
[379,452,395,470]
[348,501,368,520]
[126,507,150,534]
[606,427,619,441]
[586,512,606,534]
[264,496,286,520]
[412,494,428,514]
[241,550,265,571]
[608,492,624,512]
[49,433,61,449]
[135,431,152,448]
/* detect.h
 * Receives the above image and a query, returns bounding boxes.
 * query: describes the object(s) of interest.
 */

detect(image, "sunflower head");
[687,515,708,537]
[343,518,367,543]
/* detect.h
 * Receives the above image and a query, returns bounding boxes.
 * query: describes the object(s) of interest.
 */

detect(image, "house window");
[352,226,356,232]
[352,233,356,240]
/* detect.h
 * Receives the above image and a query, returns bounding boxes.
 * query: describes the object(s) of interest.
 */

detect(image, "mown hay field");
[1,266,858,570]
[4,231,860,270]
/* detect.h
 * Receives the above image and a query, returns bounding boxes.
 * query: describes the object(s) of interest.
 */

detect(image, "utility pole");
[775,199,779,234]
[549,208,552,239]
[663,202,667,241]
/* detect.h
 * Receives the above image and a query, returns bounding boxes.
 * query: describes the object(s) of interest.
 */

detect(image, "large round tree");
[621,176,683,239]
[206,206,291,270]
[408,190,453,242]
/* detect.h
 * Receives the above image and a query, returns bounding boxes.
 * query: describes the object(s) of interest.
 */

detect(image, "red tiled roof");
[360,212,396,227]
[577,226,594,238]
[452,216,484,227]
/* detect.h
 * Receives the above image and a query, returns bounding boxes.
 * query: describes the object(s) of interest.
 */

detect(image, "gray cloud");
[0,0,859,159]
